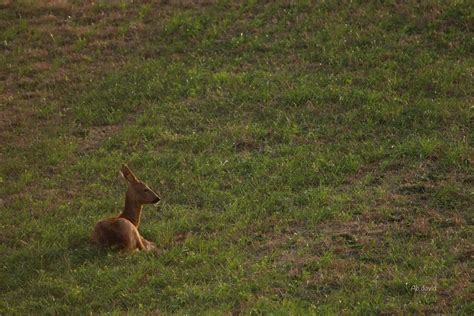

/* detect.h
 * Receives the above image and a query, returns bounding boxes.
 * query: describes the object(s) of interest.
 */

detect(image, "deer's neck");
[119,191,142,227]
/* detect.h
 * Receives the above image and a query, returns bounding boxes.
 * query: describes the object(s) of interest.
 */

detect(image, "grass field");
[0,1,472,314]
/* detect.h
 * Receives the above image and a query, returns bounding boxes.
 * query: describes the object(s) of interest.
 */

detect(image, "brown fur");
[91,164,160,253]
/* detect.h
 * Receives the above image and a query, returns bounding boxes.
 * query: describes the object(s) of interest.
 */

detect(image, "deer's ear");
[121,163,139,183]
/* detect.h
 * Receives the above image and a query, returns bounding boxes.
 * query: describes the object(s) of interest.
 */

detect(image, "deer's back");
[92,217,139,250]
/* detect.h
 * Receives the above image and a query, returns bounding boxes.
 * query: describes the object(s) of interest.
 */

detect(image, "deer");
[91,164,161,253]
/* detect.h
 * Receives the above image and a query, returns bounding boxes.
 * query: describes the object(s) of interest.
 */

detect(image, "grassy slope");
[1,1,472,314]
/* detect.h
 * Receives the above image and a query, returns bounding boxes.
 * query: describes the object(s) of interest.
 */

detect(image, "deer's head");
[121,164,160,205]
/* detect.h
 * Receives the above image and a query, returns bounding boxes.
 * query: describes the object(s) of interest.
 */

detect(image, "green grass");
[1,1,472,314]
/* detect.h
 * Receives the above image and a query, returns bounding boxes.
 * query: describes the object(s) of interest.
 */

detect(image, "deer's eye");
[144,189,150,193]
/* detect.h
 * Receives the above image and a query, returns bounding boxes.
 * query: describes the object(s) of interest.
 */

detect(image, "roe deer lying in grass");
[92,164,160,252]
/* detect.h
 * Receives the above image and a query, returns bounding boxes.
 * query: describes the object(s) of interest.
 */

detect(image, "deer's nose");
[153,197,161,204]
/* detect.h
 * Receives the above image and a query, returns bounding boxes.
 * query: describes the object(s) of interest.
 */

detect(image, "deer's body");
[92,217,148,251]
[91,164,160,252]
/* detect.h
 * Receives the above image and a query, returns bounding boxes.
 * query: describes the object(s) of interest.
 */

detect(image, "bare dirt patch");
[79,125,121,151]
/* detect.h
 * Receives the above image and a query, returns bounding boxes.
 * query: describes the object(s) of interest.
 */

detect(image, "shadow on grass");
[66,236,116,263]
[68,235,163,261]
[0,236,138,293]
